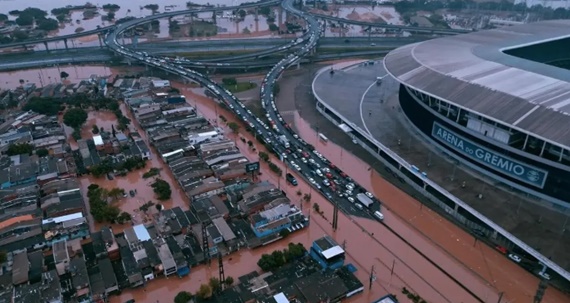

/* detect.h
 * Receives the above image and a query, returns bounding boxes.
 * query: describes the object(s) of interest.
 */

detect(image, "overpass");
[0,1,465,52]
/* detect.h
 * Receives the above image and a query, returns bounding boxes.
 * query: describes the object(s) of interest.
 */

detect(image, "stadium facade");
[384,20,570,207]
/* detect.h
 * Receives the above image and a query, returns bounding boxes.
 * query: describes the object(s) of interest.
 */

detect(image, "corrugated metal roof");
[384,19,570,148]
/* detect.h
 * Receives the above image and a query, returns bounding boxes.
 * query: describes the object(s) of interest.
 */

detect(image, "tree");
[151,179,172,200]
[195,284,212,300]
[36,148,49,157]
[6,143,34,156]
[303,193,311,202]
[0,251,6,264]
[111,124,116,137]
[92,124,99,134]
[108,188,125,201]
[259,151,269,162]
[209,277,222,293]
[0,14,8,22]
[247,140,253,147]
[117,212,132,224]
[224,276,234,286]
[63,108,88,128]
[269,23,279,31]
[313,203,320,212]
[174,291,193,303]
[36,18,59,31]
[222,77,237,86]
[106,12,115,20]
[155,203,163,212]
[60,71,69,80]
[228,122,240,134]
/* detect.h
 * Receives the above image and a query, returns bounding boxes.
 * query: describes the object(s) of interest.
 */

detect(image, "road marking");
[360,81,377,136]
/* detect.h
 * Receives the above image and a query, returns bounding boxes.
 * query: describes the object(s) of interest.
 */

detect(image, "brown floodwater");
[107,85,485,303]
[78,106,191,234]
[292,112,569,303]
[62,77,567,302]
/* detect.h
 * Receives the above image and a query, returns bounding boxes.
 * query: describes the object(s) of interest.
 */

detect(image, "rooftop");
[384,19,570,149]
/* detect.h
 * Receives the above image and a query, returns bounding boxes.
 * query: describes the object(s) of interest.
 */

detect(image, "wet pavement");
[290,63,570,302]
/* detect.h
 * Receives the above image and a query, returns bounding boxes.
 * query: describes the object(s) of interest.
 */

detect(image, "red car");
[339,171,348,178]
[495,246,507,254]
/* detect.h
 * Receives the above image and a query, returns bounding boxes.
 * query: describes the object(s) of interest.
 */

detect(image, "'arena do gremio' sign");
[432,122,548,188]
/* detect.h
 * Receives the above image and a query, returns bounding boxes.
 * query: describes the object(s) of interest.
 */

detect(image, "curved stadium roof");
[384,20,570,149]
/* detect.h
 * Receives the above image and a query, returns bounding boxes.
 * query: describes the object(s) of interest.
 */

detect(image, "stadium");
[383,20,570,207]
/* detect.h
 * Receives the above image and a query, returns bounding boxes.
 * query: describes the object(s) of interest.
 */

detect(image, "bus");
[318,133,328,143]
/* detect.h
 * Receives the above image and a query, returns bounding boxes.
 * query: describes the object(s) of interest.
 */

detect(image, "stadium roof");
[384,20,570,149]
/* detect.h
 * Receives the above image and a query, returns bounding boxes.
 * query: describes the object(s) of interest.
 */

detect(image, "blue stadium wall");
[398,84,570,207]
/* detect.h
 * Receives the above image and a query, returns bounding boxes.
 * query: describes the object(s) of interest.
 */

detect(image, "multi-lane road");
[0,37,421,70]
[101,0,505,302]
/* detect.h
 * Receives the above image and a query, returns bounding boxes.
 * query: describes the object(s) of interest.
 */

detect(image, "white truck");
[356,193,374,208]
[278,135,290,148]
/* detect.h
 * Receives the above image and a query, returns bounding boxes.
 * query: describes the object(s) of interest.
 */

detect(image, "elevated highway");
[0,1,464,52]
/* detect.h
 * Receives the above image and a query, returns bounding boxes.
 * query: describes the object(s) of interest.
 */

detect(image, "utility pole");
[218,252,225,291]
[201,221,211,266]
[497,292,503,303]
[369,265,376,290]
[332,204,339,231]
[533,279,548,303]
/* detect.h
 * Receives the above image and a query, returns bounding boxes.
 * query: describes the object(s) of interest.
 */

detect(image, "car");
[495,245,507,254]
[322,167,330,173]
[365,192,374,199]
[346,184,354,191]
[308,177,316,184]
[322,179,330,186]
[281,153,288,159]
[347,196,355,203]
[508,254,521,263]
[301,158,307,164]
[539,272,551,280]
[315,170,323,177]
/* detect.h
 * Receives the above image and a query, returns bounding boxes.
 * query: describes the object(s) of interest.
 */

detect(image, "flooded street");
[104,83,493,303]
[0,65,146,89]
[77,105,191,234]
[289,88,569,302]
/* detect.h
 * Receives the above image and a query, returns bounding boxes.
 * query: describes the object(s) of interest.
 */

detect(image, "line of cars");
[107,0,385,223]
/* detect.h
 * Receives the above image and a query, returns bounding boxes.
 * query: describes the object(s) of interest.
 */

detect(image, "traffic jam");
[106,0,385,222]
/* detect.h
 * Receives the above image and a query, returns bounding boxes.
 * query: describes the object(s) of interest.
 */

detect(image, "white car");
[347,196,355,203]
[346,184,354,191]
[508,254,521,263]
[539,272,551,280]
[365,192,374,199]
[301,158,307,164]
[308,178,316,185]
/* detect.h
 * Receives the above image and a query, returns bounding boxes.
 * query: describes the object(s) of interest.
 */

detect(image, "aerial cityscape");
[0,0,570,303]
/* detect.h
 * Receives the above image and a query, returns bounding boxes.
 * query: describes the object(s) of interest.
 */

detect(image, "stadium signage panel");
[432,122,548,188]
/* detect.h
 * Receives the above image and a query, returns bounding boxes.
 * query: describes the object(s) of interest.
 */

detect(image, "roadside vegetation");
[87,184,131,224]
[257,243,306,271]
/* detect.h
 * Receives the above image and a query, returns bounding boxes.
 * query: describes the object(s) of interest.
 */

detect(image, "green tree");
[63,108,88,128]
[6,143,34,156]
[106,12,115,20]
[108,188,125,201]
[91,124,99,134]
[209,277,222,293]
[269,23,279,31]
[174,291,193,303]
[36,148,49,157]
[238,9,246,19]
[224,276,234,286]
[258,151,269,162]
[228,122,240,134]
[36,18,58,31]
[60,71,69,80]
[313,203,320,212]
[117,212,132,224]
[151,179,172,201]
[0,14,8,22]
[195,284,212,300]
[221,77,237,86]
[0,251,6,264]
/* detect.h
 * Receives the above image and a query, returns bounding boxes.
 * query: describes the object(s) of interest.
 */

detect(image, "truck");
[356,193,374,208]
[278,135,290,148]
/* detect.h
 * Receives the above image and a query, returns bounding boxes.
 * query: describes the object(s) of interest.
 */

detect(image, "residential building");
[250,204,302,238]
[69,256,90,300]
[207,225,223,244]
[119,245,143,288]
[40,270,62,303]
[0,215,43,252]
[53,240,70,276]
[12,251,29,285]
[99,258,119,295]
[165,236,189,277]
[238,186,289,215]
[157,243,176,277]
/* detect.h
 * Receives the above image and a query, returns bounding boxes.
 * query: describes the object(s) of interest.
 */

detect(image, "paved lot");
[310,61,570,271]
[274,65,570,302]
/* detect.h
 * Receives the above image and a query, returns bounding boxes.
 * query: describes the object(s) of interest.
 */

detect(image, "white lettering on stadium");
[436,126,526,176]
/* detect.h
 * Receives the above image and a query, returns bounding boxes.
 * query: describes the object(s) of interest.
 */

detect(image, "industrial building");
[385,20,570,208]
